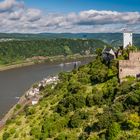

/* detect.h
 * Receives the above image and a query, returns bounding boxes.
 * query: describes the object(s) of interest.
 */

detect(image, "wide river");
[0,58,92,119]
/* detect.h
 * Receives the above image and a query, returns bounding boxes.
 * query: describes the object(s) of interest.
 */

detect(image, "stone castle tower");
[123,30,133,48]
[118,31,140,81]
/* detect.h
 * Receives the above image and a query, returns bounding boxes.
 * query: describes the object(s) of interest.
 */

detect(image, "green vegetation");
[0,51,140,140]
[117,45,138,60]
[0,39,108,65]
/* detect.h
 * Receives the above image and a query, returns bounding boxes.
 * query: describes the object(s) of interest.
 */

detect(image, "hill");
[0,53,139,140]
[0,33,140,47]
[0,39,108,65]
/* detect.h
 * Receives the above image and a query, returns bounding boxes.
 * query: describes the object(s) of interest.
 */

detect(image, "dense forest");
[0,39,108,65]
[0,33,140,47]
[0,50,139,140]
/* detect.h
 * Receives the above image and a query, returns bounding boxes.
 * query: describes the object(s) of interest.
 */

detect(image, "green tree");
[69,113,82,128]
[30,127,41,139]
[107,122,121,140]
[3,132,10,140]
[54,133,67,140]
[89,59,108,84]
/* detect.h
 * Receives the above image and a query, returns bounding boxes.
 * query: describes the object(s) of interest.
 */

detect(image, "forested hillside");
[0,39,108,65]
[0,52,139,140]
[0,33,140,47]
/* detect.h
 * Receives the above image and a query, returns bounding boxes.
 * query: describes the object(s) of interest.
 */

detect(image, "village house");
[25,76,59,105]
[26,87,40,97]
[31,97,40,105]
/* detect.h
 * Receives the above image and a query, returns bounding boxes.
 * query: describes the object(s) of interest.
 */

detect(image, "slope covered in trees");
[0,33,140,47]
[0,53,140,140]
[0,39,108,65]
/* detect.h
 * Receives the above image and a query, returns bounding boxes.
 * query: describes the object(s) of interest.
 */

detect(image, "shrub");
[68,113,82,128]
[117,81,133,95]
[3,132,10,140]
[88,134,99,140]
[24,107,35,116]
[124,90,140,107]
[111,102,124,121]
[56,94,86,115]
[41,114,67,138]
[126,113,140,129]
[97,108,116,129]
[107,122,121,140]
[15,104,21,111]
[79,132,88,140]
[54,133,67,140]
[30,127,41,139]
[86,91,103,107]
[89,59,108,84]
[16,120,22,125]
[9,128,16,134]
[67,82,81,94]
[86,94,94,107]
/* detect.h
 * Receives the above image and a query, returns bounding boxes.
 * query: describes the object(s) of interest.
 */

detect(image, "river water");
[0,59,92,119]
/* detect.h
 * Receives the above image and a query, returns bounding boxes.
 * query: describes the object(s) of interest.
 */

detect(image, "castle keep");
[102,30,140,81]
[119,52,140,80]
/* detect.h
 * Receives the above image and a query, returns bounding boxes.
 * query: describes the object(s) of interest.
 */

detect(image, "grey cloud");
[0,0,24,12]
[40,10,140,31]
[9,10,23,20]
[0,0,16,12]
[25,9,42,22]
[73,10,140,25]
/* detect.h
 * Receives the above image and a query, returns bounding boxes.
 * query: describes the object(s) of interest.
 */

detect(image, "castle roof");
[102,47,115,56]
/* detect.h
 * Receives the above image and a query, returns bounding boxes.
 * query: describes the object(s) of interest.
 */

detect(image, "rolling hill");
[0,33,140,47]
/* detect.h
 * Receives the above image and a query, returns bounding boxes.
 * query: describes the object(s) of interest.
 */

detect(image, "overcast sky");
[0,0,140,33]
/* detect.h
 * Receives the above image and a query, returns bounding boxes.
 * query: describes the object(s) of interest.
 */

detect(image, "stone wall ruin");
[119,52,140,80]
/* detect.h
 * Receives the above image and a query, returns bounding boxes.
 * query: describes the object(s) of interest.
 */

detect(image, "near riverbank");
[0,76,58,130]
[0,57,94,130]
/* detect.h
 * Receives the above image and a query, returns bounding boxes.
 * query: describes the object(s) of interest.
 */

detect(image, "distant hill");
[0,33,140,47]
[0,38,108,65]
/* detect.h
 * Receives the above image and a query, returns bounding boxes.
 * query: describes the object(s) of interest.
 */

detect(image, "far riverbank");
[0,54,95,72]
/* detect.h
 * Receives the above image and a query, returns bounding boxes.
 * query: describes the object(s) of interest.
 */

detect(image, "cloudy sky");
[0,0,140,33]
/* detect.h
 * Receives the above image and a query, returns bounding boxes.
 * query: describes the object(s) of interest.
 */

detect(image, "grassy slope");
[0,57,140,140]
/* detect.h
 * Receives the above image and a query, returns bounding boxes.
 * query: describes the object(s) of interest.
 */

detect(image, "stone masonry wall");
[129,52,140,61]
[119,52,140,80]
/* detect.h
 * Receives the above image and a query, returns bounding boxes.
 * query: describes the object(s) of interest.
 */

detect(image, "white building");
[26,87,39,97]
[123,31,133,48]
[32,98,39,105]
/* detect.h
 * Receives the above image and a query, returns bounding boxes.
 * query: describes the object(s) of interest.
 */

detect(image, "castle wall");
[119,52,140,80]
[129,52,140,61]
